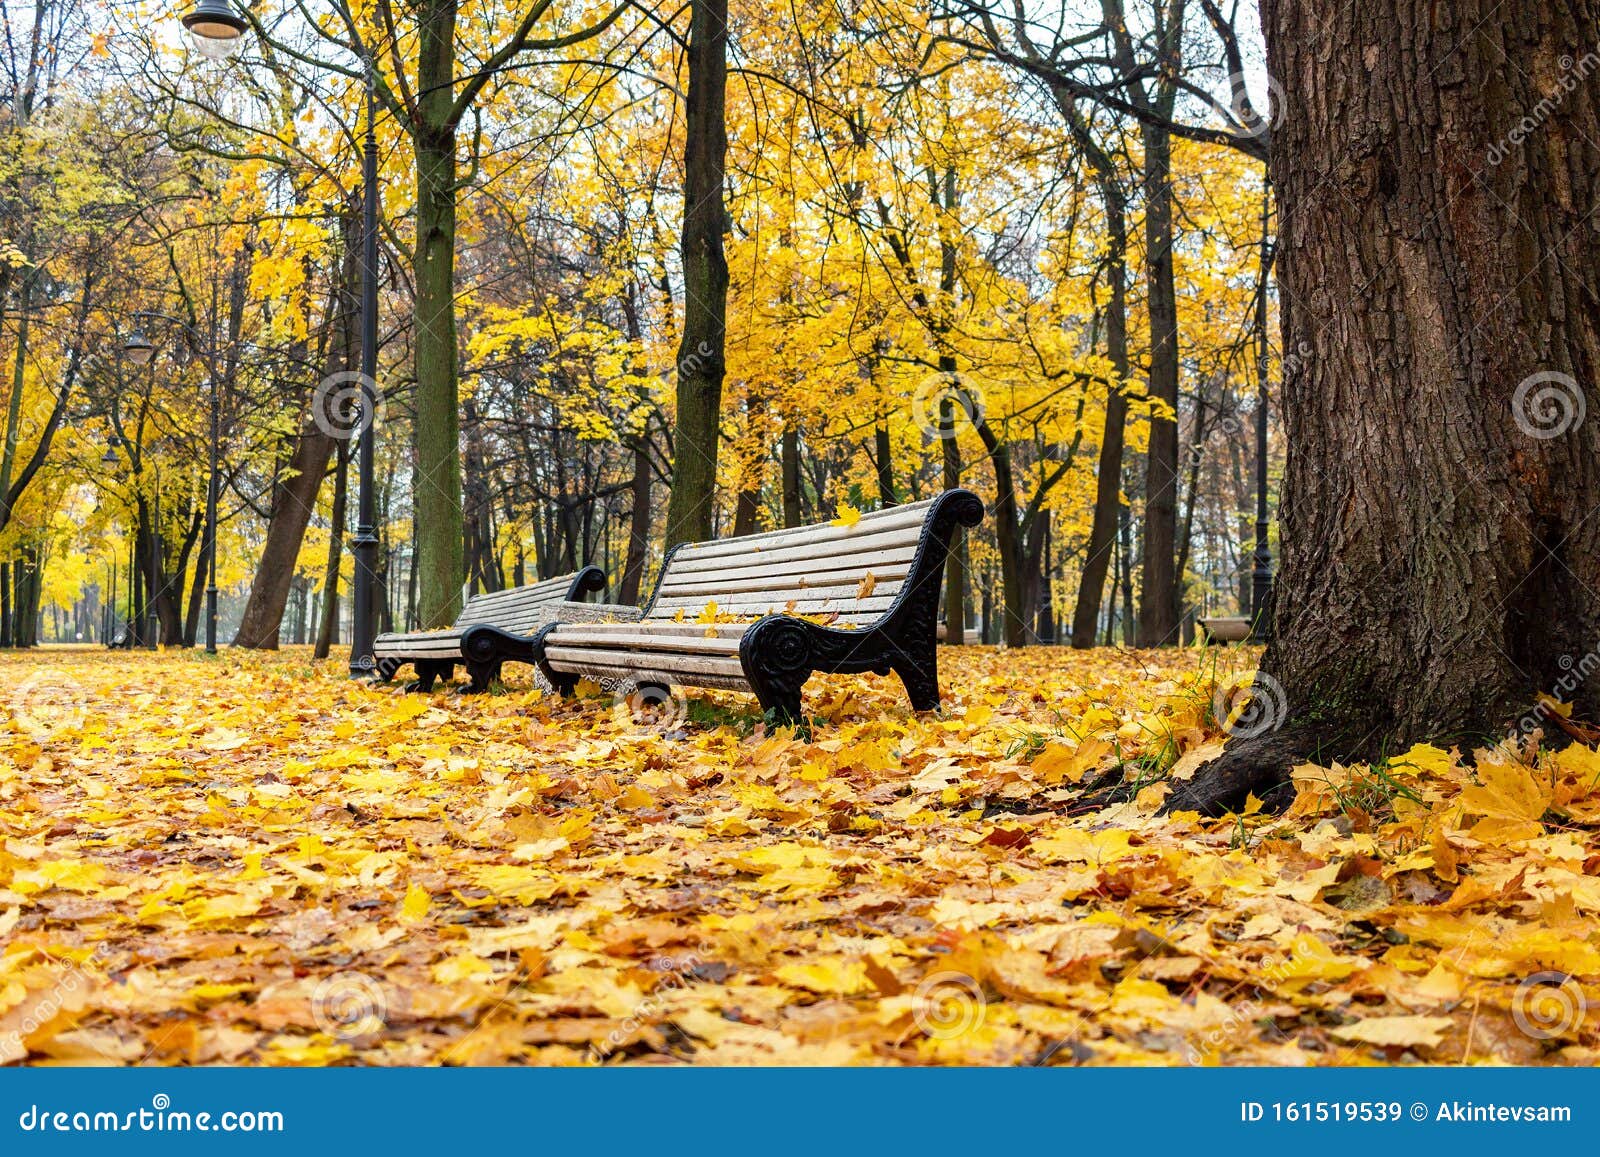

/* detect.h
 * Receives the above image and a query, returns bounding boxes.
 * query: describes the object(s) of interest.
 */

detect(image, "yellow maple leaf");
[1032,737,1112,785]
[775,958,870,995]
[1030,825,1137,864]
[1460,762,1550,843]
[831,505,862,528]
[1278,933,1363,984]
[1329,1014,1453,1049]
[399,882,431,923]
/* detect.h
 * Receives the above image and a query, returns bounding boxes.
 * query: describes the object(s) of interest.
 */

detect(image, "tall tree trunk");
[1072,180,1131,647]
[1137,119,1181,646]
[619,440,652,605]
[976,419,1026,647]
[314,444,350,660]
[414,2,465,628]
[781,422,803,527]
[0,272,36,536]
[1173,0,1600,812]
[939,392,967,647]
[874,423,896,506]
[733,484,760,538]
[174,509,203,647]
[662,0,729,551]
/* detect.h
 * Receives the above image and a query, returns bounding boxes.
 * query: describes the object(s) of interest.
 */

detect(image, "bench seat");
[530,490,984,722]
[373,566,607,691]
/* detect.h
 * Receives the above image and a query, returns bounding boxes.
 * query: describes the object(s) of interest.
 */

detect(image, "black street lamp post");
[349,67,380,679]
[182,1,381,678]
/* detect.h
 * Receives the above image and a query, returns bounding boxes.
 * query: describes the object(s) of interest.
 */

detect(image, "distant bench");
[1197,616,1252,644]
[374,567,607,692]
[529,490,985,722]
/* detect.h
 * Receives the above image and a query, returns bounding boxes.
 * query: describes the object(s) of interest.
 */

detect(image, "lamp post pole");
[206,241,220,654]
[348,59,380,679]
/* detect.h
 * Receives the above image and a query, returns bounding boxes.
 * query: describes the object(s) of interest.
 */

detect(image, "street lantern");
[182,0,247,60]
[123,328,156,366]
[101,441,120,466]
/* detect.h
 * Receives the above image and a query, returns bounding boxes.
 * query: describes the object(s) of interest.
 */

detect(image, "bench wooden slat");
[544,645,749,682]
[649,592,902,620]
[548,628,745,655]
[653,576,905,606]
[669,499,934,564]
[551,621,748,640]
[660,549,919,590]
[668,524,926,576]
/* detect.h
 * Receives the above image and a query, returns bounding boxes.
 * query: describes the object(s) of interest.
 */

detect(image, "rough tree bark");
[314,442,350,660]
[413,1,465,627]
[1070,121,1131,648]
[661,0,730,550]
[1171,0,1600,813]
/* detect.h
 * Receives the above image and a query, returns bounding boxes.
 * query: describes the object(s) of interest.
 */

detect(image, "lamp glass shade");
[123,330,156,365]
[182,1,246,59]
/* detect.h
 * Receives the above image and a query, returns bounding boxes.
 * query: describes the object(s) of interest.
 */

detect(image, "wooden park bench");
[1197,616,1252,644]
[529,489,985,722]
[373,566,607,692]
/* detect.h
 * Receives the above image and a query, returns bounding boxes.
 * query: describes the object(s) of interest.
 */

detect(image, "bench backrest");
[645,498,942,627]
[456,568,603,634]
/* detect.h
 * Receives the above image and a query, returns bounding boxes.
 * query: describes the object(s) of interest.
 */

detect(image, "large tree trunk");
[314,443,350,660]
[1172,0,1600,813]
[618,440,652,605]
[661,0,729,550]
[1137,119,1182,646]
[1072,178,1130,647]
[414,2,465,628]
[781,422,803,527]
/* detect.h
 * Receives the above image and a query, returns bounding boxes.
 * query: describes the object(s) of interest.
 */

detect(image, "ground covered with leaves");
[1,645,1596,1066]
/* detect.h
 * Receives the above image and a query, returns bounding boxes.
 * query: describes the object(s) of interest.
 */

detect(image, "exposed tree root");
[1160,729,1313,817]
